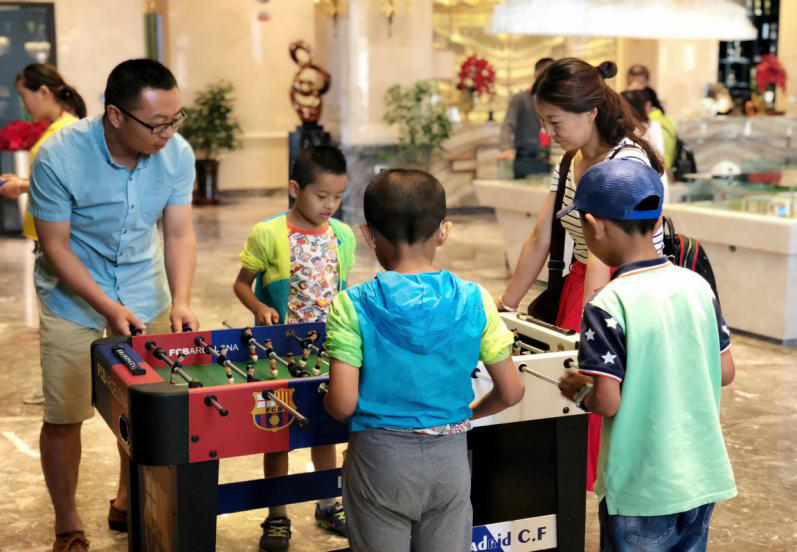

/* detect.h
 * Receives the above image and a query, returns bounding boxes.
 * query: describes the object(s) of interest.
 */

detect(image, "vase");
[13,150,30,179]
[460,93,474,122]
[194,159,220,206]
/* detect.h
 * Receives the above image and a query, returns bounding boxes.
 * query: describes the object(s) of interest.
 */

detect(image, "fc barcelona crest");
[252,388,296,431]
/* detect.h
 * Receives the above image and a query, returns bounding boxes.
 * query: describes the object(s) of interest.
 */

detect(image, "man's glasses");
[113,104,187,135]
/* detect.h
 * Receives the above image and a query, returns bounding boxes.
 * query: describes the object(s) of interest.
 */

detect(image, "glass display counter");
[476,171,797,345]
[667,171,797,345]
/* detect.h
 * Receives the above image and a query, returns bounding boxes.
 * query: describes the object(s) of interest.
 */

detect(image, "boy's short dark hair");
[104,59,178,110]
[364,169,446,245]
[609,218,658,236]
[291,145,347,189]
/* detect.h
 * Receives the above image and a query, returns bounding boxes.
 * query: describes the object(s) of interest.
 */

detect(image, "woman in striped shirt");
[498,58,665,491]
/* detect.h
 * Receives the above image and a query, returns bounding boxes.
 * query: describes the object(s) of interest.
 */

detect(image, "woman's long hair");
[532,58,663,175]
[16,63,87,119]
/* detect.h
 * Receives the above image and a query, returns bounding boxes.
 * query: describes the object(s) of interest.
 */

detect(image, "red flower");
[755,54,787,92]
[0,119,51,151]
[457,55,496,98]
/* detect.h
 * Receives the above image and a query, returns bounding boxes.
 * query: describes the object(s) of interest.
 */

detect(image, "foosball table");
[91,315,586,552]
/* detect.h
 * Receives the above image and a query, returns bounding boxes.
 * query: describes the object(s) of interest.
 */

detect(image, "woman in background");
[622,88,669,202]
[0,63,86,404]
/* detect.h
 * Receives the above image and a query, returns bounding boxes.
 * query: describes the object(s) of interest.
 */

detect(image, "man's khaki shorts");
[39,301,172,424]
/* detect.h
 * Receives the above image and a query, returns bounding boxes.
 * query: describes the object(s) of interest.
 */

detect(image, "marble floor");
[0,194,795,551]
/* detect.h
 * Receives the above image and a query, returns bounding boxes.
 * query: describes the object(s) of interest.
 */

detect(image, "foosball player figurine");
[297,347,310,369]
[511,329,521,356]
[247,362,256,382]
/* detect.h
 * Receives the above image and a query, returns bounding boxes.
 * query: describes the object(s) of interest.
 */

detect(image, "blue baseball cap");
[556,159,663,221]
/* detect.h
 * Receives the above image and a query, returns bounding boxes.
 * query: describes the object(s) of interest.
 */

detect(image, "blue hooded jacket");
[343,270,487,431]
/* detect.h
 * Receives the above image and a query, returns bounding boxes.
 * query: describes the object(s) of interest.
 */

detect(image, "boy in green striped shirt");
[557,159,736,551]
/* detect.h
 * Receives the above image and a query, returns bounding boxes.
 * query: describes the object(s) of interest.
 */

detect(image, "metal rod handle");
[204,394,228,417]
[262,390,308,429]
[518,363,561,387]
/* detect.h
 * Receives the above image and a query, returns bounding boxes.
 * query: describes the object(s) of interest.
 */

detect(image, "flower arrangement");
[0,120,50,151]
[755,54,787,92]
[457,55,496,99]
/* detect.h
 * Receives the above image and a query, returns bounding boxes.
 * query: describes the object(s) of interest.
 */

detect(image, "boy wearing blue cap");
[323,169,525,552]
[557,159,736,551]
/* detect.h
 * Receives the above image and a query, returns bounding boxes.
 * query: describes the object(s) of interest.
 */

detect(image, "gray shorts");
[342,429,472,552]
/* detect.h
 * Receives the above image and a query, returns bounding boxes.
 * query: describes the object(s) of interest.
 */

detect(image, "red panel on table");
[187,380,292,463]
[131,331,214,368]
[101,362,163,454]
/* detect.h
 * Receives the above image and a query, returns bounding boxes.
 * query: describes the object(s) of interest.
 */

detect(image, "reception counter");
[475,177,797,345]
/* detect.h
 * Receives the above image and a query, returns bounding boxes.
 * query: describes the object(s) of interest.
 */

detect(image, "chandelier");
[488,0,757,40]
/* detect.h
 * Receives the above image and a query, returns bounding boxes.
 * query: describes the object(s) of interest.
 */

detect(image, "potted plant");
[179,81,242,205]
[383,81,453,168]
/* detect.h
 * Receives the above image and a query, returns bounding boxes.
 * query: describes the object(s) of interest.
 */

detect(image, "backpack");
[662,216,720,301]
[671,136,697,181]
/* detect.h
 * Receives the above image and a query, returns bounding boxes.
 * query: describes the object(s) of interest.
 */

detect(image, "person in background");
[621,89,669,202]
[626,64,677,173]
[497,57,554,179]
[0,63,86,405]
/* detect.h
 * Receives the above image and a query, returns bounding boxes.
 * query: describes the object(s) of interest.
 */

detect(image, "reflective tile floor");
[0,194,795,551]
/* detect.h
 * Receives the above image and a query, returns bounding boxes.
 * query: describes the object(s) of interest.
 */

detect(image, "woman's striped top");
[550,138,665,264]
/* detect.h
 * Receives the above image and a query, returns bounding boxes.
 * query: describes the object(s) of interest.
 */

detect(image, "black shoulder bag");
[526,151,575,324]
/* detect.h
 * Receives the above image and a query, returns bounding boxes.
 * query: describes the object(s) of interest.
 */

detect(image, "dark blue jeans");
[599,499,715,552]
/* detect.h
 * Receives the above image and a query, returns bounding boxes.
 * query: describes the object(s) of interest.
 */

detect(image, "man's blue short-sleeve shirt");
[29,116,196,329]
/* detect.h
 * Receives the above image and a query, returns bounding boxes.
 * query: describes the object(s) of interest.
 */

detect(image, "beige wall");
[617,37,719,119]
[18,0,146,117]
[777,0,797,115]
[167,0,319,190]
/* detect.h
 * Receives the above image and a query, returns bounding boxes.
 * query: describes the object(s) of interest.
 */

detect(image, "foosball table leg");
[128,456,221,552]
[554,415,588,552]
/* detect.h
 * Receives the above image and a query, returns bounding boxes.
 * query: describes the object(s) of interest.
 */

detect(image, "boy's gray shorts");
[342,429,472,552]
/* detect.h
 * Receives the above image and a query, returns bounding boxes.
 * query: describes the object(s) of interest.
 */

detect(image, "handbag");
[527,151,575,324]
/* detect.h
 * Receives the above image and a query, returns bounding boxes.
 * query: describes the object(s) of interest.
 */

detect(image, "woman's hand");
[0,174,29,199]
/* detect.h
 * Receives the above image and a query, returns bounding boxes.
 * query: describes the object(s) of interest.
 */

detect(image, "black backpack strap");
[607,142,646,160]
[548,151,576,283]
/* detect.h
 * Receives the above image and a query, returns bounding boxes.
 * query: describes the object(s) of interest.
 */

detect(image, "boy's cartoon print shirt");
[286,223,339,323]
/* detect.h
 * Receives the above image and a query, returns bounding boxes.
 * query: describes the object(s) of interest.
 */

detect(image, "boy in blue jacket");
[324,169,525,552]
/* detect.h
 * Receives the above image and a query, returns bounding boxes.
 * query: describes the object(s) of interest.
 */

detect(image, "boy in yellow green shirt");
[233,145,355,552]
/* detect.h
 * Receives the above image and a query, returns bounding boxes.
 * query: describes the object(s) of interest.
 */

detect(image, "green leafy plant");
[383,81,453,166]
[179,81,242,160]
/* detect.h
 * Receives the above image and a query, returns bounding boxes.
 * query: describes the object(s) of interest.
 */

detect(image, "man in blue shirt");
[29,59,198,552]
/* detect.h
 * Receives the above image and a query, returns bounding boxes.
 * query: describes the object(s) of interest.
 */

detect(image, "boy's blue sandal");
[315,502,348,537]
[259,516,291,552]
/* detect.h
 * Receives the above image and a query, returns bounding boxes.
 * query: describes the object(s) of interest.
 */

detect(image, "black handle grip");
[129,325,143,336]
[112,345,146,376]
[181,324,193,332]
